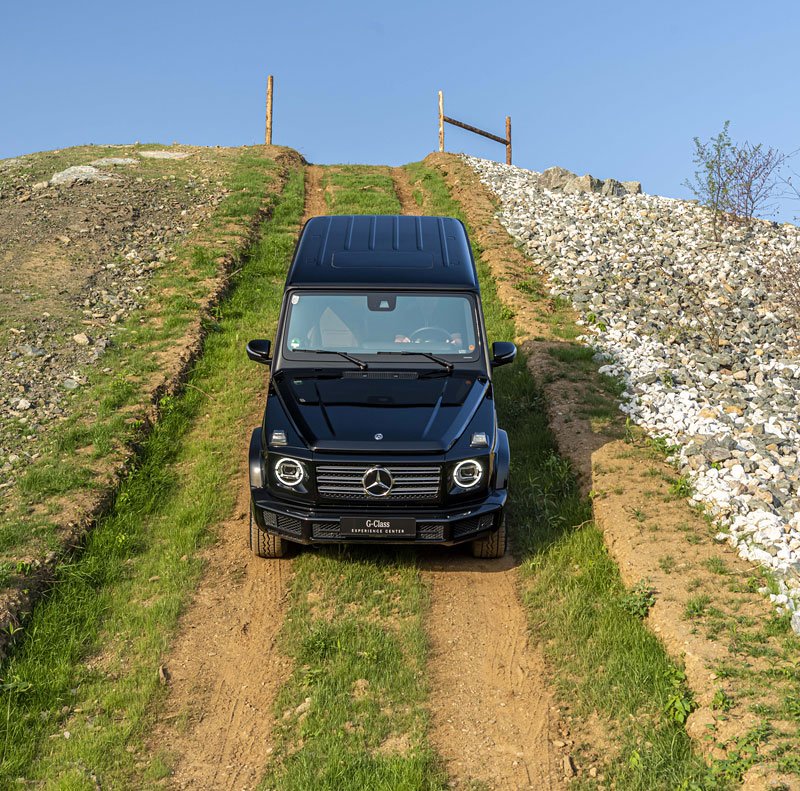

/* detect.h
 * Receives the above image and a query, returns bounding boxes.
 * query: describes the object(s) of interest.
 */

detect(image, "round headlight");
[453,459,483,489]
[274,457,305,487]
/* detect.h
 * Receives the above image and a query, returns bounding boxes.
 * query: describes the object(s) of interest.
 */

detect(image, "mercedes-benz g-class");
[246,215,516,558]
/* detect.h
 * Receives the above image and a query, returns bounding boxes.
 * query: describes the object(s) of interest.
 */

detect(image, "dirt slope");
[145,169,331,790]
[149,165,564,790]
[393,167,563,790]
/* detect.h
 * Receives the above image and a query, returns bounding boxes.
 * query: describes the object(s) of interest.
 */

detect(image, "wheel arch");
[493,429,510,490]
[249,428,264,488]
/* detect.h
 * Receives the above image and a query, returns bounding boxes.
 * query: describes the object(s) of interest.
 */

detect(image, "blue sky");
[2,0,798,219]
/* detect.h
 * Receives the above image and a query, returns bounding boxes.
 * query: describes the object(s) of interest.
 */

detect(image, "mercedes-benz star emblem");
[362,466,393,497]
[374,433,383,440]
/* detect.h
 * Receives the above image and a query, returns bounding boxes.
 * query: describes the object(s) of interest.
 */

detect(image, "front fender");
[493,429,510,490]
[249,428,264,488]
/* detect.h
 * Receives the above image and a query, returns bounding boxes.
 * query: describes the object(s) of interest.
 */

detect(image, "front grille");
[316,464,441,502]
[312,522,340,539]
[417,522,445,540]
[264,510,303,536]
[453,514,495,539]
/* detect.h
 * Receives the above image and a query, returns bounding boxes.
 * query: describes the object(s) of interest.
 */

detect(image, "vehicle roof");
[285,215,479,290]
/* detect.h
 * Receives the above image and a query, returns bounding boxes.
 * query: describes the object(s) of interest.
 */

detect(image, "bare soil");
[149,486,294,790]
[420,552,561,790]
[145,164,333,790]
[393,166,566,790]
[0,146,301,663]
[303,164,328,219]
[426,153,800,786]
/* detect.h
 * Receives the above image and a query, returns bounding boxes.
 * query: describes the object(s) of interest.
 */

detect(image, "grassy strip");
[0,165,305,788]
[259,551,444,791]
[404,161,718,789]
[1,145,286,565]
[321,165,400,214]
[256,167,446,790]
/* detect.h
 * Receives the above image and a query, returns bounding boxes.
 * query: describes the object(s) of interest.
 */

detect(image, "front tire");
[470,513,507,559]
[250,505,292,558]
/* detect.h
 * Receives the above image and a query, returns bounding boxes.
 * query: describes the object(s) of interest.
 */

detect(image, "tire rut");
[303,164,328,220]
[392,167,563,790]
[146,171,313,790]
[150,489,294,790]
[420,554,559,790]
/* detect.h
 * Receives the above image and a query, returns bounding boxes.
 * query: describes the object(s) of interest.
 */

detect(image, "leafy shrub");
[619,580,656,619]
[684,121,786,239]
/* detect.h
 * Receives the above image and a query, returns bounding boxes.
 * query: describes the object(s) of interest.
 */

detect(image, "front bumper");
[250,487,507,546]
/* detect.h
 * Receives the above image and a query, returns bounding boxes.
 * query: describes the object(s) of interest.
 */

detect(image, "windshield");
[283,292,480,359]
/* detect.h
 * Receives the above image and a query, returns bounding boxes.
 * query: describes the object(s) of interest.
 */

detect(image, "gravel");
[0,152,230,495]
[463,154,800,626]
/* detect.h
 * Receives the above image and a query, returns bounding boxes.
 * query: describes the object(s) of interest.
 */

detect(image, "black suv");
[246,215,516,558]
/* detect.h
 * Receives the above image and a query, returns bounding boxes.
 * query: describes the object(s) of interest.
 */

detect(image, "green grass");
[1,146,282,566]
[0,165,305,788]
[547,344,595,364]
[322,166,400,215]
[405,160,717,789]
[258,552,444,790]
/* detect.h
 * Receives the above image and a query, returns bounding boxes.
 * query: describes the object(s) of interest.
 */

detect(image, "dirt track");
[145,169,331,790]
[420,552,559,789]
[151,164,563,790]
[148,500,293,789]
[393,167,561,789]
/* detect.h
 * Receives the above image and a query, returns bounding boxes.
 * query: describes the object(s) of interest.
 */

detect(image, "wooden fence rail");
[438,90,511,165]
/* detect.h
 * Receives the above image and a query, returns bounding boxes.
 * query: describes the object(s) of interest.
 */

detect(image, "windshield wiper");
[295,349,369,370]
[377,350,454,372]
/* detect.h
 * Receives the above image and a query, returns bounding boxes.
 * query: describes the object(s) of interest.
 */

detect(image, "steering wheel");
[409,326,452,343]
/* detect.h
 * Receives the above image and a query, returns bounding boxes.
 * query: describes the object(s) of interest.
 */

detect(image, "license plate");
[340,516,416,538]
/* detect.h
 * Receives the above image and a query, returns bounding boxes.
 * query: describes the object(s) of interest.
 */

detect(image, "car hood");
[272,372,489,453]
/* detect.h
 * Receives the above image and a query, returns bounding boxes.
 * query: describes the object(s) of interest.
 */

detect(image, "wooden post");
[438,90,444,153]
[265,75,274,146]
[505,116,512,165]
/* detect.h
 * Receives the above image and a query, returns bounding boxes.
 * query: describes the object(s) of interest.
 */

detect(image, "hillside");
[0,143,300,646]
[0,151,798,790]
[464,154,800,621]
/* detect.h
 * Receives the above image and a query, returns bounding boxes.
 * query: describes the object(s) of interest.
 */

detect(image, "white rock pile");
[462,155,800,630]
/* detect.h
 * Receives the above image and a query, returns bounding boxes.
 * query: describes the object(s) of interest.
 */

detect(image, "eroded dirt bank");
[427,153,800,788]
[145,167,328,790]
[393,166,565,790]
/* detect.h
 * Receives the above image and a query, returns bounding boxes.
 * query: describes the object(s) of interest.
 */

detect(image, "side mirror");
[246,339,272,365]
[491,341,517,368]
